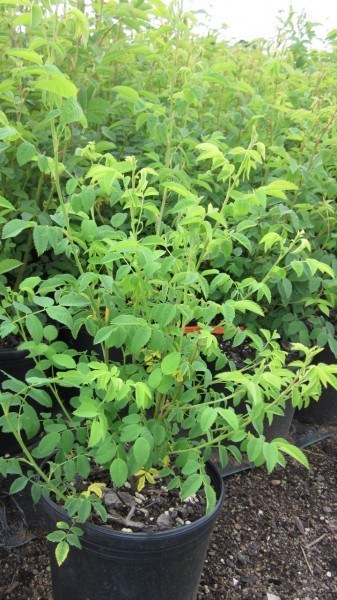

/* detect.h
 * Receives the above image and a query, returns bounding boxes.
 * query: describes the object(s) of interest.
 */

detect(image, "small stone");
[121,528,133,532]
[176,517,185,526]
[184,494,197,504]
[124,482,131,489]
[104,491,122,508]
[135,492,145,501]
[157,512,173,529]
[323,506,332,514]
[271,479,281,486]
[118,491,136,507]
[237,553,248,565]
[233,578,239,586]
[327,571,332,577]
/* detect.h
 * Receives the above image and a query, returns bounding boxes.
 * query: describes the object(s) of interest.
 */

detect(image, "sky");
[180,0,337,44]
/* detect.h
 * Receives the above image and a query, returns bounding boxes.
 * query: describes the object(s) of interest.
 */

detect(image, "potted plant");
[2,148,337,599]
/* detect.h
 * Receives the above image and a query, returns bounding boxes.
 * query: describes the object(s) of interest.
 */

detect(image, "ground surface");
[0,435,336,600]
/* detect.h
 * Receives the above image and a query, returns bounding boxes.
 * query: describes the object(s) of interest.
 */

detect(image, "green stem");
[2,408,67,503]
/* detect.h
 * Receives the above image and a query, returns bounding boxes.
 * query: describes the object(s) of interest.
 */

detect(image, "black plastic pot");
[264,400,295,441]
[41,463,224,600]
[0,348,35,456]
[62,327,125,363]
[296,346,337,425]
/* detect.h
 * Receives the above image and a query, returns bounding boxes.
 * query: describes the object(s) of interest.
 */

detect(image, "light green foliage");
[0,0,336,565]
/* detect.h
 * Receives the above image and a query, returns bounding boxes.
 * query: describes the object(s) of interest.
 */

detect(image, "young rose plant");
[1,153,337,567]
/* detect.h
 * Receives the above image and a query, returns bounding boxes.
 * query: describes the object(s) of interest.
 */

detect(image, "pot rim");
[40,461,225,542]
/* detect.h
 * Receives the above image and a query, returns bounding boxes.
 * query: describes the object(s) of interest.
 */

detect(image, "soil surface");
[0,435,336,600]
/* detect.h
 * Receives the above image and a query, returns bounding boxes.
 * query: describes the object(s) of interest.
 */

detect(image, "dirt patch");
[0,436,336,600]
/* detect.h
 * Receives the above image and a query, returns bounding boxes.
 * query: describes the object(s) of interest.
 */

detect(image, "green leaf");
[89,419,104,447]
[134,382,153,409]
[199,407,217,433]
[67,534,82,549]
[31,483,42,503]
[0,126,18,141]
[262,442,279,473]
[182,460,200,475]
[120,424,142,443]
[33,226,49,256]
[133,437,151,466]
[205,483,216,514]
[44,325,58,341]
[9,477,28,494]
[77,455,90,478]
[246,437,264,462]
[180,474,203,499]
[222,302,235,325]
[161,352,181,375]
[55,541,70,566]
[131,326,151,354]
[94,443,117,465]
[110,458,128,487]
[234,300,264,316]
[31,77,77,99]
[74,400,99,418]
[94,326,113,345]
[259,232,282,252]
[46,306,73,329]
[276,441,309,469]
[0,259,22,275]
[51,354,76,369]
[65,460,76,481]
[0,196,15,211]
[16,141,36,166]
[232,328,246,347]
[0,0,31,5]
[25,313,44,343]
[162,181,196,200]
[59,98,87,127]
[2,219,35,239]
[114,86,139,103]
[33,432,60,458]
[47,531,66,543]
[60,430,74,453]
[148,368,162,388]
[217,408,239,430]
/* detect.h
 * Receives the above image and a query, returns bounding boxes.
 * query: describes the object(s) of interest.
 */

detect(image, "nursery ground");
[0,435,336,600]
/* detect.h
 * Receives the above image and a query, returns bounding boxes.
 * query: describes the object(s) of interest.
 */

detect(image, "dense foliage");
[0,0,337,565]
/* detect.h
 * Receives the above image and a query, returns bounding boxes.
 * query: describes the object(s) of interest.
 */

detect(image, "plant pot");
[41,462,224,600]
[4,471,48,533]
[296,346,337,425]
[62,327,125,363]
[264,400,295,441]
[0,348,35,456]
